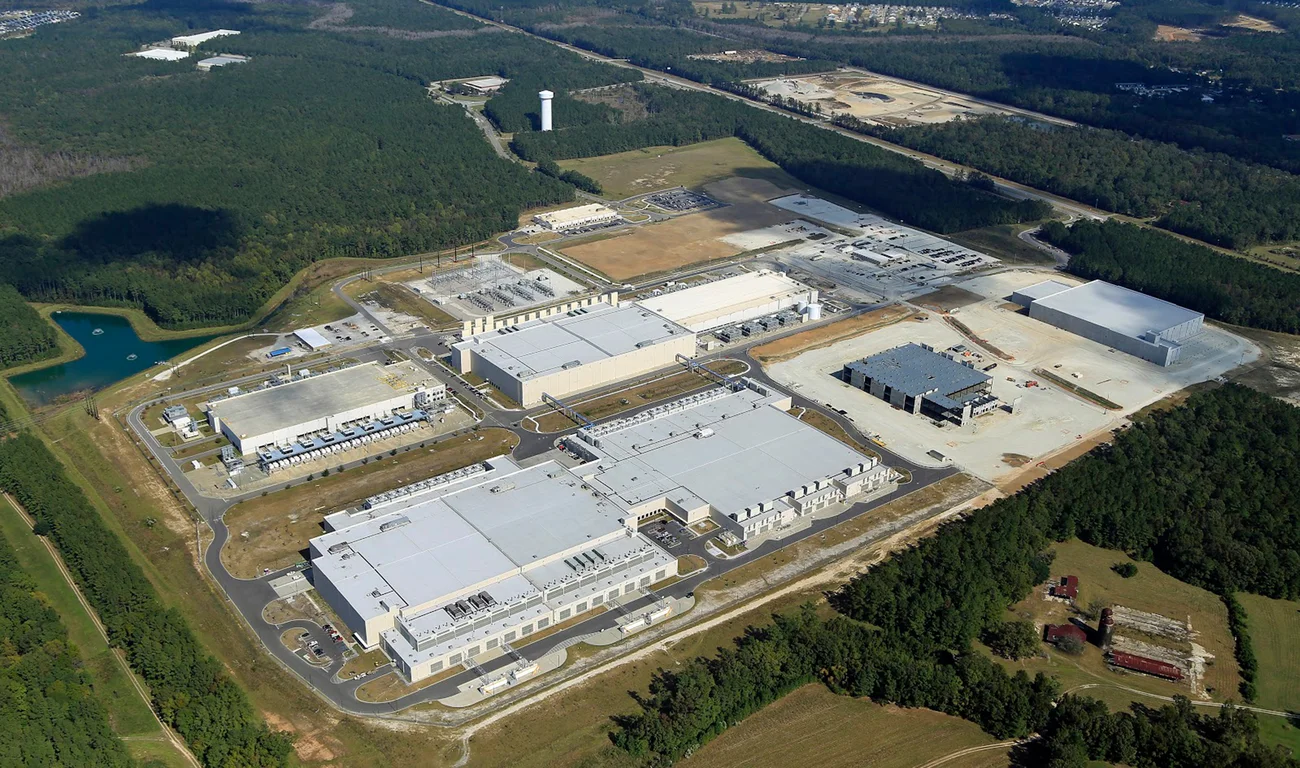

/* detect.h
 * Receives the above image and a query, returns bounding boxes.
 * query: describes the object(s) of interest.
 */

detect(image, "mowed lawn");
[1238,593,1300,711]
[683,684,1008,768]
[556,137,803,199]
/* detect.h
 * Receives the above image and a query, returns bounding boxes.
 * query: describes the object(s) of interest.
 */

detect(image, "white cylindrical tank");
[796,299,809,313]
[806,303,823,321]
[539,90,554,131]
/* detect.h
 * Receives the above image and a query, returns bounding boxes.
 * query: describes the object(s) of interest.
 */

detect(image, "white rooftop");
[579,385,876,519]
[294,327,332,349]
[1031,280,1204,338]
[310,456,632,620]
[458,302,691,380]
[636,270,811,331]
[129,48,190,60]
[171,29,239,46]
[208,361,432,439]
[534,203,615,227]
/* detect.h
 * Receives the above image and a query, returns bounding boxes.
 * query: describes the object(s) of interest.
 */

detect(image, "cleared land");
[998,539,1240,703]
[749,305,914,364]
[946,224,1055,266]
[559,178,796,281]
[1237,593,1300,712]
[530,359,748,432]
[685,684,1007,768]
[555,137,802,200]
[788,407,876,457]
[220,428,519,578]
[1224,13,1282,32]
[1154,24,1205,41]
[753,71,1014,127]
[357,281,458,329]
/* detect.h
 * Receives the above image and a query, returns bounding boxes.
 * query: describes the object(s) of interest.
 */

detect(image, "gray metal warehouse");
[842,343,1000,424]
[1015,280,1204,366]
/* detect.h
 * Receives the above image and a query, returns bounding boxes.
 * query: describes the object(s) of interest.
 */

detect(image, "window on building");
[467,645,480,657]
[608,589,620,600]
[537,618,549,629]
[593,594,604,605]
[655,569,665,580]
[431,660,443,672]
[449,653,462,664]
[577,602,588,612]
[559,608,571,620]
[640,576,651,587]
[505,631,517,642]
[521,624,534,636]
[487,638,499,649]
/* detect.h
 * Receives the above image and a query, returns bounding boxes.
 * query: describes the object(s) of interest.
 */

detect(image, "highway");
[429,1,1110,224]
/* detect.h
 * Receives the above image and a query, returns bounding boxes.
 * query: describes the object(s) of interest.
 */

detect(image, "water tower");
[539,90,554,132]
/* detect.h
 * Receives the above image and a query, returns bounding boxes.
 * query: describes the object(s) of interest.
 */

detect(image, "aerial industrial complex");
[843,343,1001,425]
[206,361,446,462]
[533,203,619,232]
[309,379,894,681]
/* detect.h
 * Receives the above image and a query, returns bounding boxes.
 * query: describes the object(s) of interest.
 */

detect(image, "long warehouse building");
[207,361,446,456]
[451,301,695,406]
[310,380,895,681]
[1013,280,1204,366]
[635,270,817,333]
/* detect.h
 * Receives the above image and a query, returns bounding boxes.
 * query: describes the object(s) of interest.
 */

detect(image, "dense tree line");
[508,84,1047,231]
[1040,219,1300,333]
[1224,594,1258,701]
[0,283,58,370]
[535,158,603,194]
[0,433,293,768]
[0,527,135,768]
[612,607,1060,760]
[614,384,1300,764]
[1028,695,1294,768]
[849,115,1300,249]
[0,0,639,328]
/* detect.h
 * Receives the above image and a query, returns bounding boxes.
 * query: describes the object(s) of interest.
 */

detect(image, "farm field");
[1237,593,1300,712]
[220,428,518,578]
[683,684,1008,768]
[559,176,796,280]
[556,137,803,200]
[997,539,1241,704]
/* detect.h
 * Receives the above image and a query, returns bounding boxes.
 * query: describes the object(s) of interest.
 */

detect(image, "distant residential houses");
[0,9,80,37]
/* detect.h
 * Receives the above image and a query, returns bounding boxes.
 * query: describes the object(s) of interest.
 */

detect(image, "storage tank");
[805,303,823,321]
[796,299,809,313]
[538,90,554,131]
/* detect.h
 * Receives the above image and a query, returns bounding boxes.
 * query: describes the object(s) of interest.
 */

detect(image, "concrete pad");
[766,270,1258,483]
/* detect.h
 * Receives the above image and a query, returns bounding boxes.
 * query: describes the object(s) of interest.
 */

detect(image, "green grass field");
[557,137,804,200]
[0,497,193,767]
[684,684,1007,768]
[1238,593,1300,712]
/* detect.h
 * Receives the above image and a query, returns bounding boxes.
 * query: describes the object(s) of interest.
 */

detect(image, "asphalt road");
[126,301,965,716]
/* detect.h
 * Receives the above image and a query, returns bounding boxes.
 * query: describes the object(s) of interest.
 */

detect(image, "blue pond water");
[9,311,217,405]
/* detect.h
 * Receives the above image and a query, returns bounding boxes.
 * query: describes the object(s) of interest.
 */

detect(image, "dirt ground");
[1154,24,1205,41]
[559,179,795,281]
[220,429,518,578]
[913,285,985,313]
[750,305,915,364]
[754,71,1014,126]
[1224,13,1282,32]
